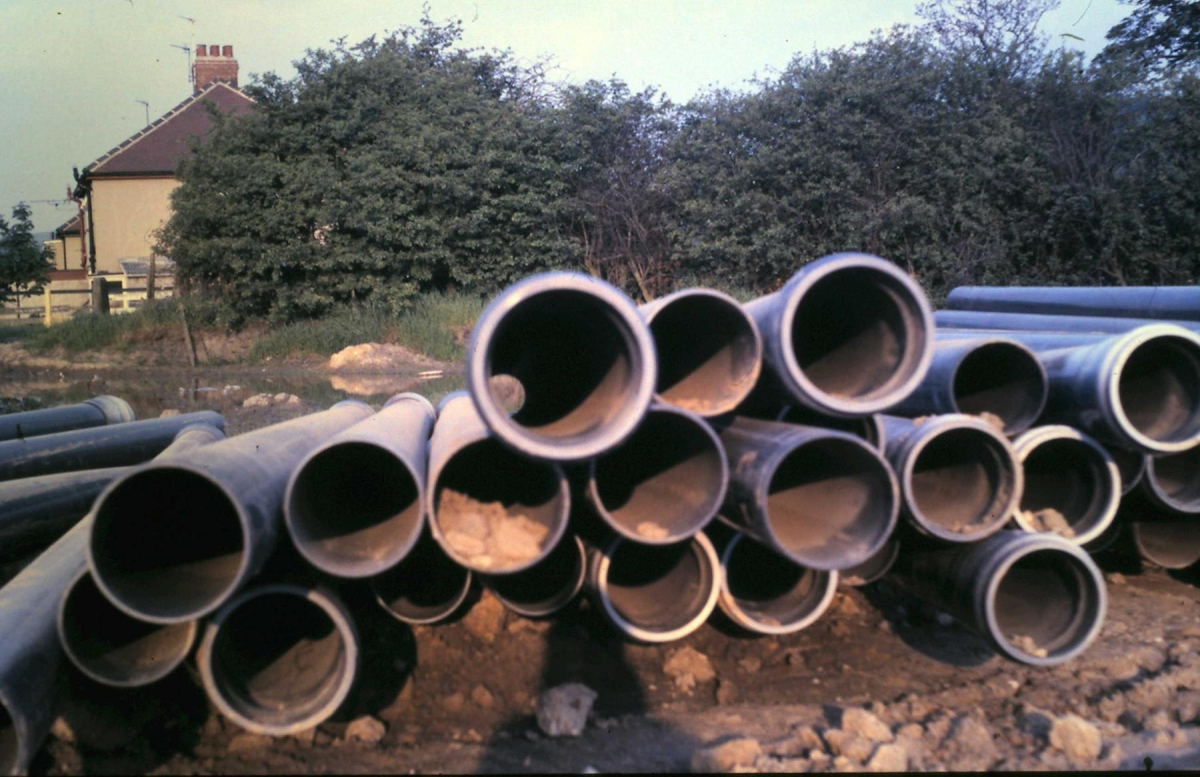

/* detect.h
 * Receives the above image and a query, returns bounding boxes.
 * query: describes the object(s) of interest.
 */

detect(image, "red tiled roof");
[54,213,81,236]
[83,82,254,177]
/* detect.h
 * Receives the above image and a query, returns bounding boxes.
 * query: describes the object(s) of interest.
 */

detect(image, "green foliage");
[1102,0,1200,74]
[28,299,218,353]
[0,203,52,305]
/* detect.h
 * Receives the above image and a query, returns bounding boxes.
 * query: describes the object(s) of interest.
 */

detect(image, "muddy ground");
[5,369,1200,773]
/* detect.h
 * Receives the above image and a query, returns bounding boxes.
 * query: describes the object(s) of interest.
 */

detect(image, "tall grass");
[27,299,217,353]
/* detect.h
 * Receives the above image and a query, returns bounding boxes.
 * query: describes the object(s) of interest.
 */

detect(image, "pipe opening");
[593,410,724,542]
[485,536,584,617]
[767,437,894,567]
[210,591,351,731]
[91,467,244,621]
[1021,439,1112,539]
[605,540,714,635]
[1132,522,1200,569]
[1148,446,1200,513]
[61,573,194,686]
[650,294,759,415]
[486,289,641,440]
[778,405,883,449]
[0,703,16,777]
[288,443,421,577]
[790,267,926,402]
[434,439,567,572]
[373,531,469,623]
[1119,337,1200,444]
[992,549,1102,661]
[952,343,1046,433]
[910,429,1013,538]
[840,538,900,586]
[725,536,832,630]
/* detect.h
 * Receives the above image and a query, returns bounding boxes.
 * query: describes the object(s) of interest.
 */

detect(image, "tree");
[0,203,51,305]
[1103,0,1200,73]
[916,0,1059,81]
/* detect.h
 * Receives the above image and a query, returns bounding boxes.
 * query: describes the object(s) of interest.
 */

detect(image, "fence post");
[90,276,109,315]
[43,287,52,327]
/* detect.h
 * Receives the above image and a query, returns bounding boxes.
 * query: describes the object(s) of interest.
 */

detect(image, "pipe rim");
[1102,326,1200,453]
[1142,447,1200,515]
[197,584,358,736]
[839,537,901,587]
[466,272,657,462]
[1130,521,1200,570]
[594,532,721,643]
[776,253,934,416]
[372,564,472,626]
[717,533,837,635]
[947,339,1049,435]
[84,395,137,425]
[383,391,437,421]
[0,689,26,777]
[485,535,587,618]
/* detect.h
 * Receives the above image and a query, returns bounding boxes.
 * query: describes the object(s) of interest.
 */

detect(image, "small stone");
[242,393,271,408]
[159,408,181,417]
[1048,715,1102,762]
[716,679,738,705]
[290,727,317,746]
[738,657,762,674]
[472,684,495,709]
[866,742,908,772]
[691,737,762,773]
[314,730,334,747]
[939,715,997,771]
[536,683,598,737]
[1142,710,1173,732]
[791,724,825,754]
[1018,706,1055,739]
[464,728,484,743]
[1106,572,1127,585]
[50,717,75,743]
[830,621,851,638]
[463,591,506,644]
[835,594,862,617]
[785,650,807,668]
[842,708,894,743]
[443,692,465,713]
[343,715,387,744]
[664,646,716,693]
[227,733,271,753]
[824,730,875,762]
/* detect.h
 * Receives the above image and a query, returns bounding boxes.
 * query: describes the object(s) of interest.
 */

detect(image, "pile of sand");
[1022,508,1076,539]
[439,490,550,570]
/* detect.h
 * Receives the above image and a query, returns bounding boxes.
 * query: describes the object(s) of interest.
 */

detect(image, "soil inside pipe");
[486,537,582,616]
[289,443,421,574]
[1021,440,1107,539]
[650,296,758,415]
[1132,522,1200,569]
[952,343,1044,433]
[211,593,348,728]
[606,541,711,634]
[1118,337,1200,444]
[486,290,637,439]
[1149,446,1200,512]
[594,412,723,541]
[993,550,1098,659]
[0,704,15,776]
[726,538,828,628]
[91,467,245,621]
[374,532,468,621]
[910,429,1010,536]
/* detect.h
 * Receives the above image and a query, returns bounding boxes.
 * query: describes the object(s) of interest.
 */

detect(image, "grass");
[26,299,217,354]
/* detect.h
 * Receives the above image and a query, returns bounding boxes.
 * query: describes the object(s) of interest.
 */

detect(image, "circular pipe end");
[384,392,436,422]
[1142,446,1200,515]
[372,532,472,625]
[1108,327,1200,453]
[839,537,901,587]
[85,395,136,425]
[718,533,837,635]
[1131,521,1200,569]
[950,340,1048,435]
[483,535,587,618]
[1011,426,1120,546]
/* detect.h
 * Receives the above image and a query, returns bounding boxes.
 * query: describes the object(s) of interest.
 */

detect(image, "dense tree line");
[158,0,1200,322]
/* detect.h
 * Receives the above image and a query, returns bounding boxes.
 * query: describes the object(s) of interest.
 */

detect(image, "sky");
[0,0,1132,234]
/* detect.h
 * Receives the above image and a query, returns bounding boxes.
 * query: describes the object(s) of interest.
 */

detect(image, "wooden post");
[146,256,156,303]
[180,303,197,368]
[90,277,109,315]
[43,288,52,327]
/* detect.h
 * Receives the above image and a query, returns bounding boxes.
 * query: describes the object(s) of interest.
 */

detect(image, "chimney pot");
[222,45,233,57]
[196,44,207,57]
[209,43,220,55]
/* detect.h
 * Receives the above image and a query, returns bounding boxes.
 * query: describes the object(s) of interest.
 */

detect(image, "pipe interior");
[210,592,349,729]
[0,703,15,777]
[910,429,1012,536]
[840,539,899,585]
[651,295,758,414]
[373,531,468,621]
[434,439,566,572]
[1022,439,1110,536]
[1118,337,1200,444]
[594,411,723,540]
[790,267,925,401]
[62,573,193,684]
[726,537,829,627]
[289,443,421,574]
[778,405,881,448]
[487,289,640,440]
[487,537,583,616]
[91,467,245,621]
[952,343,1045,432]
[1133,522,1200,569]
[1149,446,1200,512]
[992,549,1101,659]
[605,540,713,634]
[766,438,893,566]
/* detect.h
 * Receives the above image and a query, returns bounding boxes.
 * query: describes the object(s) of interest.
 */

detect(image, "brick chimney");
[193,44,238,94]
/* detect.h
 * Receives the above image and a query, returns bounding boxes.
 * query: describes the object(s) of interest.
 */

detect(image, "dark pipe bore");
[908,429,1014,538]
[1019,437,1115,542]
[484,536,585,618]
[599,536,718,642]
[1118,336,1200,445]
[1146,446,1200,514]
[722,534,834,633]
[373,530,470,624]
[952,342,1046,433]
[990,548,1105,662]
[0,704,16,777]
[1132,521,1200,569]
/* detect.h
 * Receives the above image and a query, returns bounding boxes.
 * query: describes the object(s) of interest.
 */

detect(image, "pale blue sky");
[0,0,1130,233]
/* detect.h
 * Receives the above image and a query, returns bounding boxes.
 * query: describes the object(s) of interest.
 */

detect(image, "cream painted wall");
[89,176,180,274]
[45,235,83,271]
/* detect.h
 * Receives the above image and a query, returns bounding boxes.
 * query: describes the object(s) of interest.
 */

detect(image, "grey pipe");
[717,532,837,635]
[466,271,657,461]
[717,415,898,570]
[88,401,373,624]
[0,396,134,443]
[946,285,1200,322]
[888,338,1048,435]
[1136,446,1200,515]
[1008,426,1119,547]
[196,584,359,736]
[775,405,886,452]
[839,537,901,587]
[285,393,435,579]
[1130,521,1200,569]
[427,392,570,574]
[640,288,762,417]
[888,531,1107,666]
[0,410,225,483]
[481,535,587,618]
[372,528,471,625]
[585,403,726,545]
[935,309,1200,336]
[743,252,934,417]
[0,468,128,562]
[588,532,721,643]
[881,415,1021,543]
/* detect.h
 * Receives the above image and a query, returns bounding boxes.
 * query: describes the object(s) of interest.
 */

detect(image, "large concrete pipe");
[285,393,434,579]
[0,396,134,443]
[197,584,358,736]
[0,410,224,483]
[1008,426,1119,546]
[839,537,901,587]
[640,288,762,417]
[888,531,1107,666]
[717,532,837,635]
[88,401,373,624]
[881,415,1021,543]
[717,416,898,570]
[935,309,1200,336]
[0,423,223,777]
[775,404,886,452]
[481,535,587,618]
[427,392,570,574]
[372,528,471,625]
[586,403,726,544]
[588,532,721,643]
[466,272,657,461]
[888,338,1048,435]
[0,467,127,562]
[58,569,196,688]
[1130,521,1200,570]
[945,285,1200,322]
[743,253,934,417]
